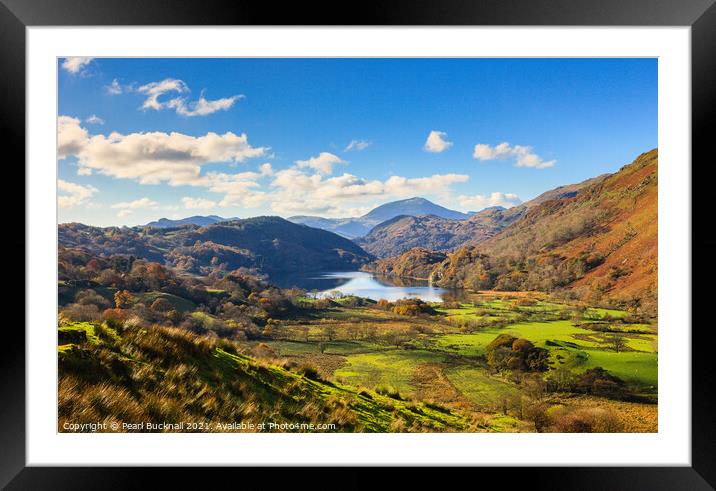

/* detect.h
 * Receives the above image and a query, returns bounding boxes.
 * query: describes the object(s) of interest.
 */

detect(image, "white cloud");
[61,57,93,74]
[259,163,274,176]
[111,197,159,210]
[111,197,159,218]
[201,171,267,208]
[58,179,98,208]
[295,152,346,175]
[457,192,522,211]
[168,94,243,117]
[137,78,189,111]
[424,130,453,153]
[181,197,218,210]
[345,139,371,152]
[85,115,104,125]
[473,142,556,169]
[105,79,122,95]
[58,116,89,160]
[136,78,242,117]
[269,169,468,217]
[57,116,268,185]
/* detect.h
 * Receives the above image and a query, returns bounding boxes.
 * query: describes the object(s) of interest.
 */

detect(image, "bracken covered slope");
[479,148,657,302]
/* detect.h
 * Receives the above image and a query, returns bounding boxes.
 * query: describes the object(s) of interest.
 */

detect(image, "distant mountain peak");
[288,197,469,238]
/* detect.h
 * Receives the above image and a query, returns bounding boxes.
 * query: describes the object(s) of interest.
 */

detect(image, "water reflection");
[272,271,464,303]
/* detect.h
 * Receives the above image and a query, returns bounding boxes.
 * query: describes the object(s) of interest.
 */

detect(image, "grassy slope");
[58,321,478,433]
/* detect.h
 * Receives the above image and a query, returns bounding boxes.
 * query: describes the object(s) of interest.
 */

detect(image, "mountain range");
[354,206,523,258]
[351,179,604,258]
[60,149,657,307]
[288,197,471,238]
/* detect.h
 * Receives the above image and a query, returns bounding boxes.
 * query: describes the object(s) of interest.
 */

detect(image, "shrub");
[297,364,322,381]
[486,334,549,372]
[375,384,405,401]
[574,367,626,398]
[61,303,101,322]
[550,407,623,433]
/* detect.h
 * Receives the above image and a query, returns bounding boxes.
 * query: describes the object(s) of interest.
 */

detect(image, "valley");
[57,149,658,433]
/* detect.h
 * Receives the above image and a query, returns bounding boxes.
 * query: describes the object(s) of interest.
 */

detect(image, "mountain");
[355,206,524,258]
[288,197,470,238]
[362,197,469,222]
[356,176,604,258]
[475,149,658,304]
[59,216,373,277]
[365,149,658,312]
[144,215,235,228]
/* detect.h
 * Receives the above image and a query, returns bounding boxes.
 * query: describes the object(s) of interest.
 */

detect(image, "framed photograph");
[4,0,712,486]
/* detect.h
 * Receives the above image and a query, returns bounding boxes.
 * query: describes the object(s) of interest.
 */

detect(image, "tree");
[323,325,337,342]
[606,333,627,353]
[114,290,135,309]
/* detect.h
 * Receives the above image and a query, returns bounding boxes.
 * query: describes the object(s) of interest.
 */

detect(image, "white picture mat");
[27,26,690,466]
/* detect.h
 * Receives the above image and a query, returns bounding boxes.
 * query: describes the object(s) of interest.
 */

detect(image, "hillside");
[366,248,448,280]
[478,149,657,305]
[367,149,658,312]
[288,197,469,238]
[58,321,471,432]
[356,206,524,258]
[58,216,373,278]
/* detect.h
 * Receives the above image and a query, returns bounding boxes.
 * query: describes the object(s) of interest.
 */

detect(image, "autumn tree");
[114,290,135,309]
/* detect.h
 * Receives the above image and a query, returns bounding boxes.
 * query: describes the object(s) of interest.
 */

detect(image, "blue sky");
[58,58,657,226]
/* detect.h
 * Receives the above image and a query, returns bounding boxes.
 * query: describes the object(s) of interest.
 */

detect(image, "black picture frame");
[2,0,712,487]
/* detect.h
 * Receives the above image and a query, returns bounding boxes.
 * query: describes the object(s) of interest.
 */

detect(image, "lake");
[272,271,465,303]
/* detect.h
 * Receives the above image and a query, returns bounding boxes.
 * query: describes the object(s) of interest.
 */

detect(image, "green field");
[335,350,446,397]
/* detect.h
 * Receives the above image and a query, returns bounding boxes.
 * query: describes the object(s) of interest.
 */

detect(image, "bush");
[550,407,623,433]
[61,303,101,322]
[574,367,627,398]
[375,384,405,400]
[297,365,322,381]
[486,334,549,372]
